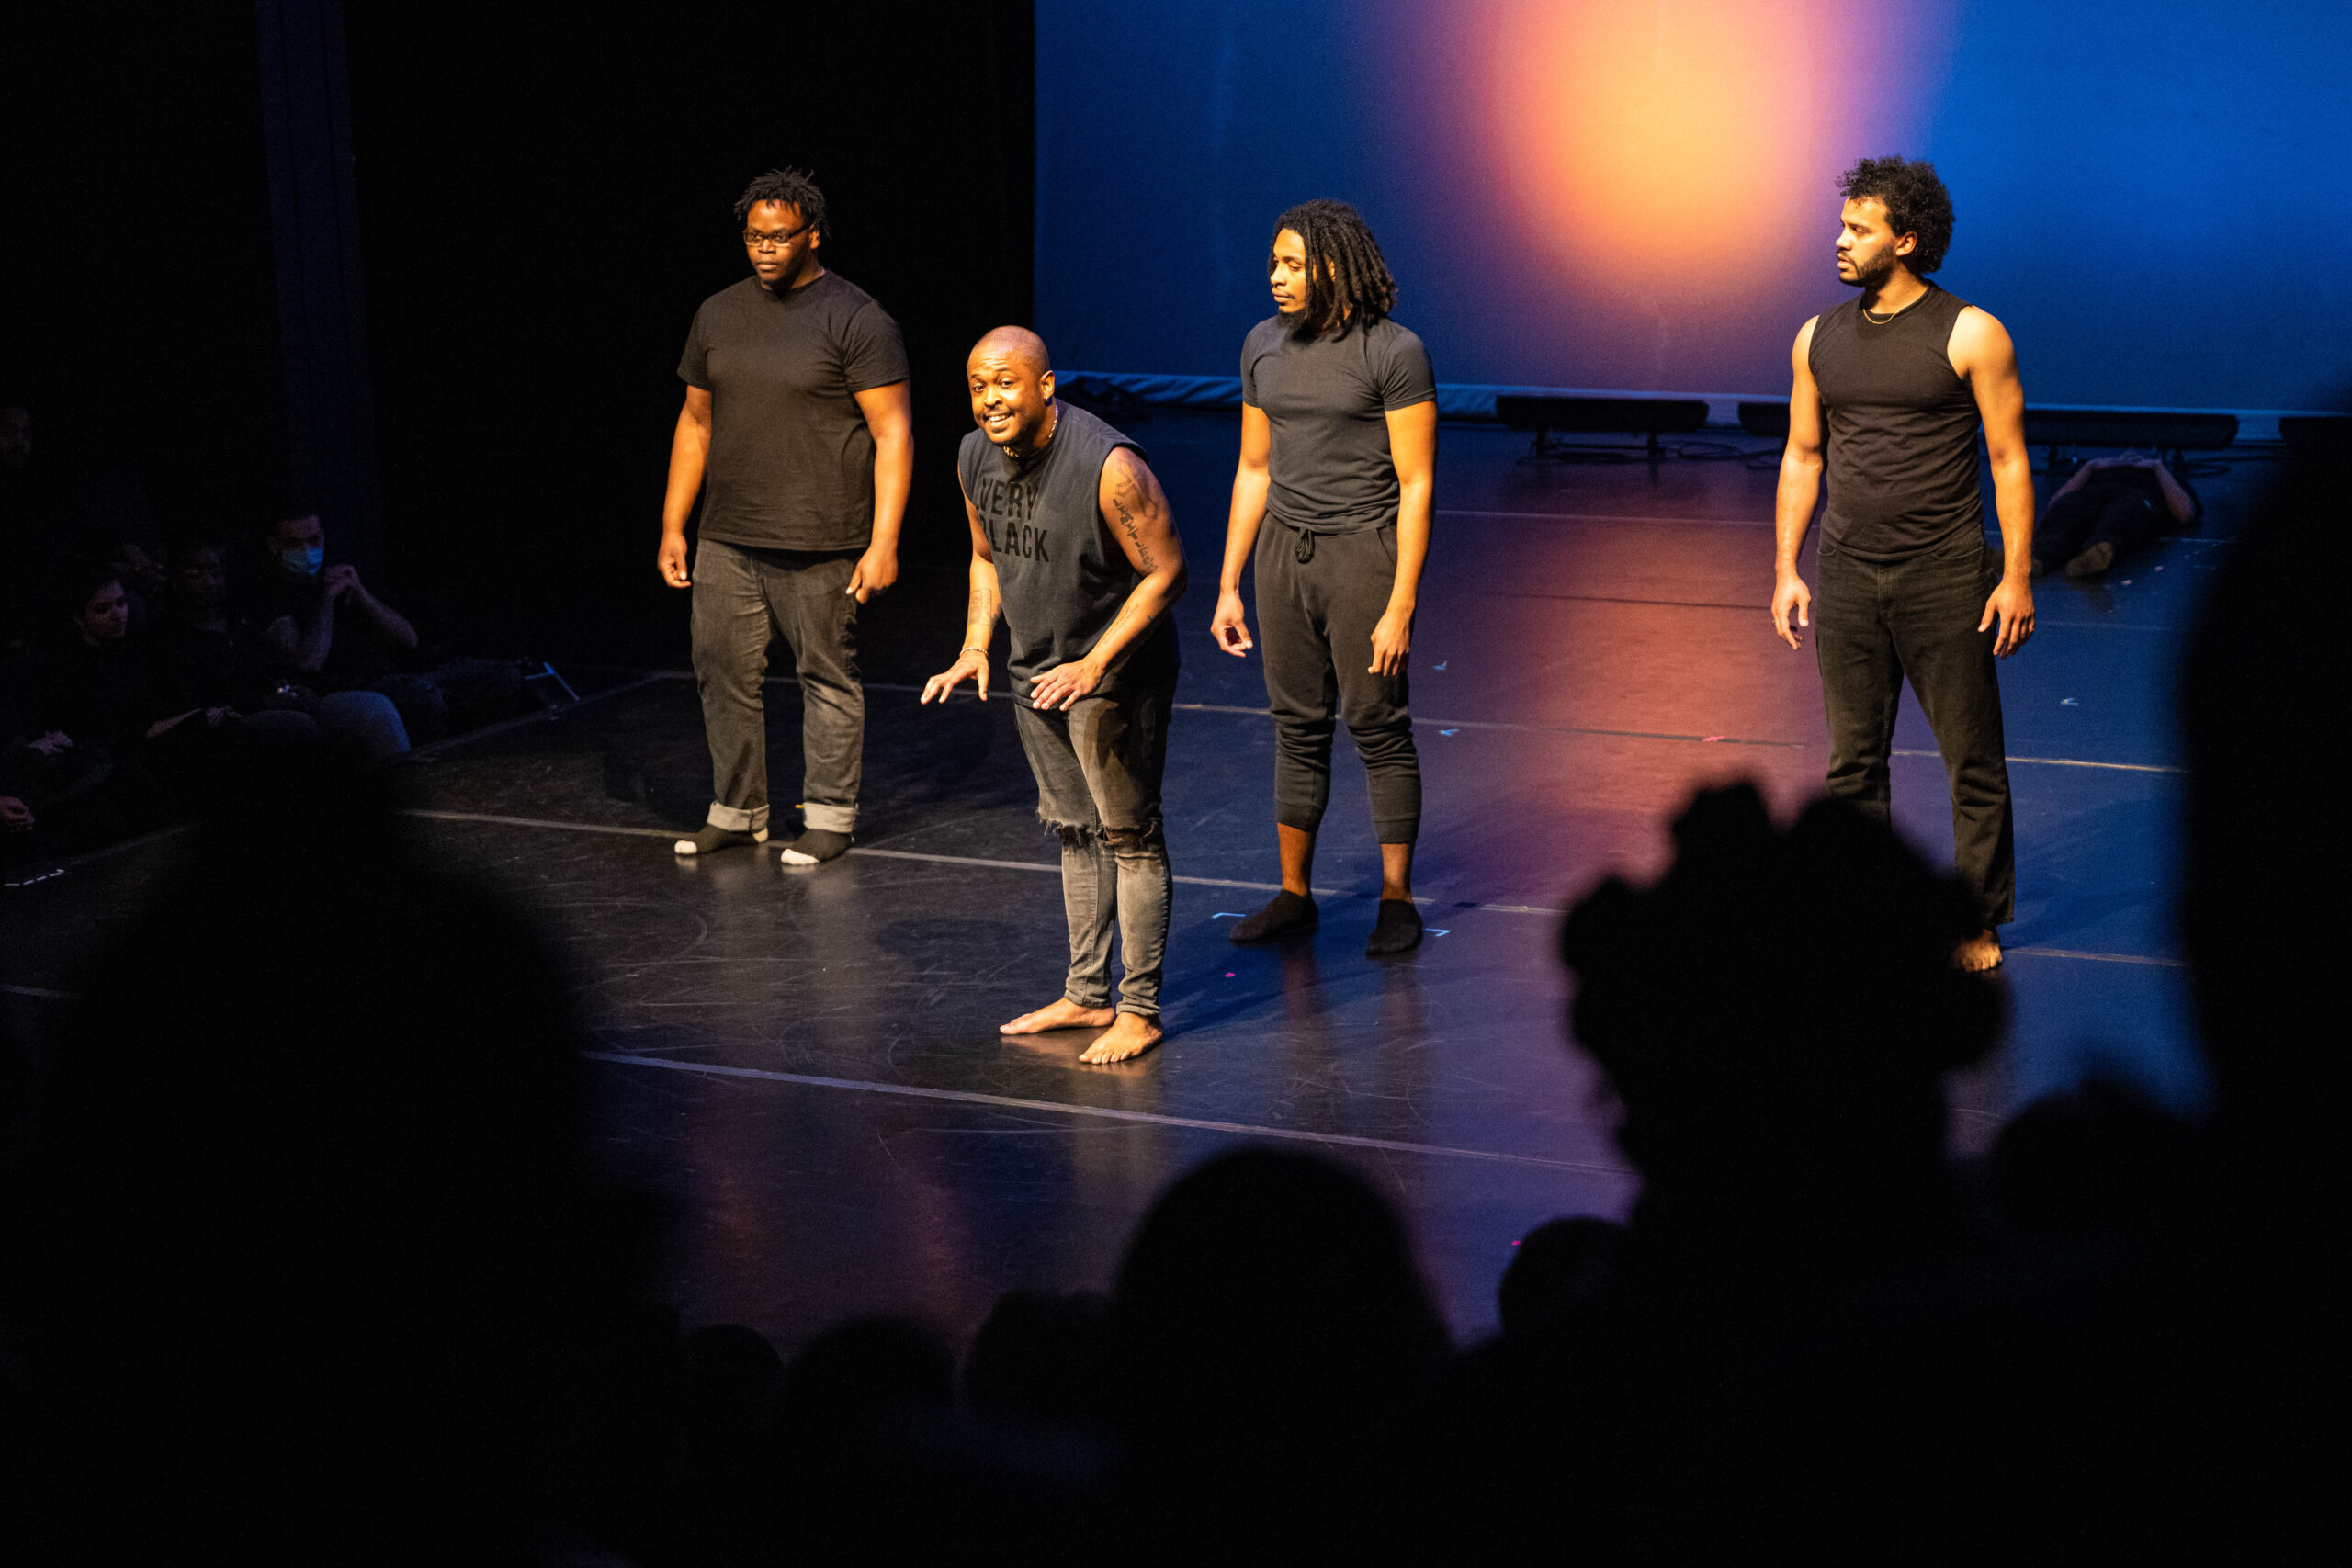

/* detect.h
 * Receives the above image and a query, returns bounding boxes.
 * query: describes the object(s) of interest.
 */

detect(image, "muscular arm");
[1770,318,1825,649]
[658,386,711,587]
[849,381,913,603]
[921,487,1001,704]
[1370,400,1437,676]
[1210,403,1272,655]
[1040,449,1188,711]
[1952,307,2036,657]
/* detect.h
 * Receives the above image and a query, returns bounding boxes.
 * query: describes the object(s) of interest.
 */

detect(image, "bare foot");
[1079,1012,1164,1065]
[1954,929,2003,973]
[1001,998,1115,1035]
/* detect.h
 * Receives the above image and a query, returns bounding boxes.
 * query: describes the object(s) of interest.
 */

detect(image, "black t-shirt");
[35,635,172,754]
[241,566,401,687]
[678,271,910,552]
[1240,314,1436,534]
[161,615,281,710]
[957,403,1177,706]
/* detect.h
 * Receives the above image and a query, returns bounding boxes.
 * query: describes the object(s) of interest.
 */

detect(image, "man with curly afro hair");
[1767,156,2038,974]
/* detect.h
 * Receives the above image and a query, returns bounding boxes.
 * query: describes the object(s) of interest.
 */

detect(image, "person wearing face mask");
[245,507,518,750]
[250,507,417,689]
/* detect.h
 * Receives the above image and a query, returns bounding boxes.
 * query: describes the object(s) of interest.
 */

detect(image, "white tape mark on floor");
[585,1050,1633,1174]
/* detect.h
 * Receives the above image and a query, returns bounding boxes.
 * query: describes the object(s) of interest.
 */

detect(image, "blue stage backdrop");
[1036,0,2351,414]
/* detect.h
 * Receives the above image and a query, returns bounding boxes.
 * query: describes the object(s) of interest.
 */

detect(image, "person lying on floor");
[2034,451,2199,580]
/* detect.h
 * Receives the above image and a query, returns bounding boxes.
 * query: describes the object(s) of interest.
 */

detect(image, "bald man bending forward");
[923,329,1186,1065]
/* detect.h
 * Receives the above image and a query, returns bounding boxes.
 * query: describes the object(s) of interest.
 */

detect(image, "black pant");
[2035,484,2162,574]
[1815,532,2015,927]
[1253,518,1420,845]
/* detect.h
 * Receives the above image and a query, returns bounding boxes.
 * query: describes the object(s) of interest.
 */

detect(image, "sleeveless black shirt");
[957,401,1178,706]
[1809,284,1984,560]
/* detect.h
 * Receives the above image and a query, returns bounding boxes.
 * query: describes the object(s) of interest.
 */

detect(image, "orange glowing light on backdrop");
[1482,0,1867,302]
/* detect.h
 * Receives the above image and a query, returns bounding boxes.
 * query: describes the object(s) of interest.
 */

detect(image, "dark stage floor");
[4,410,2252,1347]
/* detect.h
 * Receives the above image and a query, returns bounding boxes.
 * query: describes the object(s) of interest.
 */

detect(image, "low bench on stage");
[1738,400,2238,472]
[1498,395,1711,461]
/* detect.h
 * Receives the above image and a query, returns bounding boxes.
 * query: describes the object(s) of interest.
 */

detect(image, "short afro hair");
[1838,155,1954,275]
[733,167,827,240]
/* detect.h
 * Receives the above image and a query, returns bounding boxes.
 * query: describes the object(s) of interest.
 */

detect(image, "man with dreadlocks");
[1210,199,1436,957]
[658,167,912,866]
[1769,156,2035,973]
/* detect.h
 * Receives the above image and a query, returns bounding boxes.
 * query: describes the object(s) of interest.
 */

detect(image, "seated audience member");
[0,637,118,857]
[249,506,521,745]
[3,754,661,1563]
[156,539,350,758]
[1,786,40,875]
[159,538,282,710]
[1414,785,2030,1562]
[2168,426,2345,1562]
[2035,450,2199,579]
[1109,1147,1450,1559]
[33,568,301,829]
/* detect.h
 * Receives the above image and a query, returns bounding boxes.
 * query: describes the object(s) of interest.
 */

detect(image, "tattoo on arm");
[1107,460,1159,572]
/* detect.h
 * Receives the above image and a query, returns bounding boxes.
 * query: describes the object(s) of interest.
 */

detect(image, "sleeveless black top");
[957,401,1179,706]
[1809,284,1984,560]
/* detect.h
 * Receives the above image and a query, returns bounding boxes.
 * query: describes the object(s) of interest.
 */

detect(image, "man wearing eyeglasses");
[660,166,912,866]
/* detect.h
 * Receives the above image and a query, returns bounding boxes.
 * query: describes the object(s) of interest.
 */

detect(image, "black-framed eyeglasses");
[742,222,814,250]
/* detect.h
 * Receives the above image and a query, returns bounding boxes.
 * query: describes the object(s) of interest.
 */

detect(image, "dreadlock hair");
[1270,199,1398,340]
[733,167,828,240]
[1837,156,1955,275]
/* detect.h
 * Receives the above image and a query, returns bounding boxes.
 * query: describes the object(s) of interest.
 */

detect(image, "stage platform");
[3,411,2247,1348]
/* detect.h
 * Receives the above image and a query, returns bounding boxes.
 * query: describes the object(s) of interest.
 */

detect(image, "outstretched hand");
[1980,575,2036,658]
[921,649,990,705]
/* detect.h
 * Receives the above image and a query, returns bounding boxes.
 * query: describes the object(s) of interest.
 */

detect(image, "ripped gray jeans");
[1012,678,1173,1018]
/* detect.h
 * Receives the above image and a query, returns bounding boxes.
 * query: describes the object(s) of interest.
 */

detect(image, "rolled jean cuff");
[1114,1003,1160,1020]
[1065,986,1114,1010]
[802,801,857,834]
[707,801,770,833]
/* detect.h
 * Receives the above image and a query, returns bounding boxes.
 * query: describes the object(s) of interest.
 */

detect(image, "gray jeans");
[690,538,863,835]
[1012,680,1174,1018]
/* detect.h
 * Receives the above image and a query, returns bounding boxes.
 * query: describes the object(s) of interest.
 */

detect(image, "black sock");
[1230,889,1318,942]
[780,828,852,865]
[1366,897,1423,956]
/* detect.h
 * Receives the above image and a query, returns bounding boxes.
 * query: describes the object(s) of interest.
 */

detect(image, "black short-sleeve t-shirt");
[678,271,910,553]
[1240,314,1435,534]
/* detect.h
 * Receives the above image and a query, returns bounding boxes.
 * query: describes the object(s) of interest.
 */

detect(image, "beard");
[1843,246,1898,292]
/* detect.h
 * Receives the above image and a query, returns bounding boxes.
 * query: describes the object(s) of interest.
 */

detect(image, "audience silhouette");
[3,432,2335,1563]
